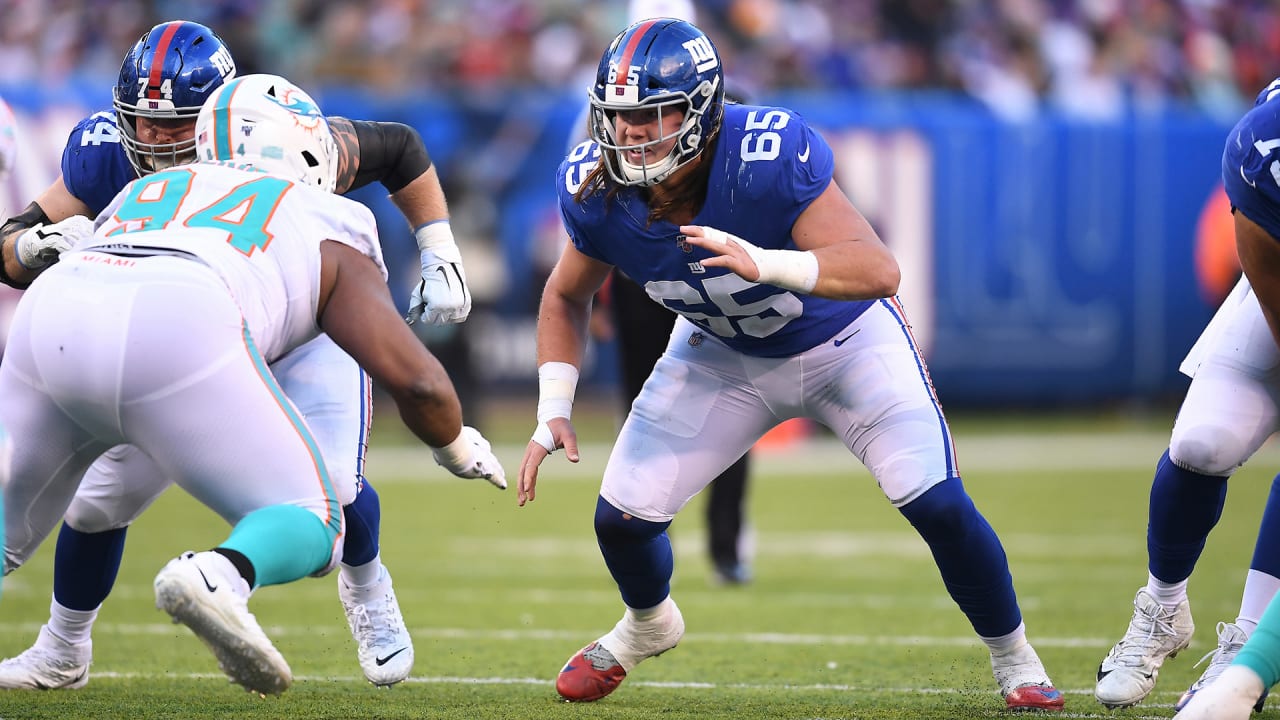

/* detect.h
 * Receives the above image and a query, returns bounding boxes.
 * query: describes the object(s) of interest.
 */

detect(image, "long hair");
[573,122,721,227]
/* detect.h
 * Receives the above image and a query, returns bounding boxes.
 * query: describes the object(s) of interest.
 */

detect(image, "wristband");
[430,427,472,468]
[414,220,454,251]
[531,422,556,452]
[537,361,579,423]
[701,226,819,293]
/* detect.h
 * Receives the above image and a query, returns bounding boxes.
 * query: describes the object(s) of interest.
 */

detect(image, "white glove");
[15,215,93,270]
[431,426,507,490]
[406,222,471,326]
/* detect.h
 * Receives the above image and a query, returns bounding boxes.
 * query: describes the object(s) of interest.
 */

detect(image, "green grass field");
[2,402,1279,719]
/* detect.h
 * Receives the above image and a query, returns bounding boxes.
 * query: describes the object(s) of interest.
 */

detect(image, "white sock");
[48,598,98,647]
[1237,569,1280,634]
[341,556,384,589]
[982,622,1028,655]
[1146,574,1189,609]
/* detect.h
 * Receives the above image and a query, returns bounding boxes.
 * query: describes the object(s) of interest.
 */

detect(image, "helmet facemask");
[113,97,201,175]
[590,74,719,187]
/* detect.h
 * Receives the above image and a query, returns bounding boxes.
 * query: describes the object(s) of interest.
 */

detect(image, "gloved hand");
[431,425,507,490]
[15,215,93,270]
[406,221,471,326]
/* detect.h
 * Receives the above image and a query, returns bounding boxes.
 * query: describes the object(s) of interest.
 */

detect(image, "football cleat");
[338,565,415,686]
[1173,664,1268,720]
[155,551,291,696]
[711,561,753,586]
[991,641,1066,711]
[0,625,91,690]
[556,642,627,702]
[1174,622,1267,713]
[556,596,684,702]
[1095,588,1194,708]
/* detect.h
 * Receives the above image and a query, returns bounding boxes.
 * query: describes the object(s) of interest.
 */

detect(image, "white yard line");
[368,431,1280,482]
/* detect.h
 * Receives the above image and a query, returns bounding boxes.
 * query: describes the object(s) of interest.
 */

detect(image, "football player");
[1098,76,1280,716]
[0,20,478,690]
[0,73,502,696]
[517,18,1064,711]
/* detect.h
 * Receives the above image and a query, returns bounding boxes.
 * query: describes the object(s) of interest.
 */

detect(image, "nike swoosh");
[196,567,218,593]
[1241,165,1257,188]
[375,647,409,666]
[798,141,810,163]
[33,667,87,690]
[832,328,860,347]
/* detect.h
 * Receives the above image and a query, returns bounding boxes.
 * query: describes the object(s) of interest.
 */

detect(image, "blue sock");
[594,496,673,609]
[1249,474,1280,577]
[53,523,127,611]
[899,478,1021,638]
[341,480,381,567]
[1148,449,1227,583]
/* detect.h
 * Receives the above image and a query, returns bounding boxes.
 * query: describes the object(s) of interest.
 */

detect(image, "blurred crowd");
[2,0,1279,122]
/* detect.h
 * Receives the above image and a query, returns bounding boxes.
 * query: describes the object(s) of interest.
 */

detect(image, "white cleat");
[0,625,91,690]
[154,551,291,696]
[339,565,414,686]
[1095,587,1194,708]
[1175,622,1267,713]
[1174,664,1267,720]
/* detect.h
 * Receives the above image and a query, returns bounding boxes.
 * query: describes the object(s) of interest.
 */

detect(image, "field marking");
[30,669,1176,716]
[0,621,1111,648]
[368,432,1280,481]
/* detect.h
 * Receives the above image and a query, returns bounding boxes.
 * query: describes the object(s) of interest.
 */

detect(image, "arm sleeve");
[348,119,433,194]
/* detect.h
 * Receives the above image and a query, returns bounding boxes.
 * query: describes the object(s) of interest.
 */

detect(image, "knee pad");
[1169,423,1248,476]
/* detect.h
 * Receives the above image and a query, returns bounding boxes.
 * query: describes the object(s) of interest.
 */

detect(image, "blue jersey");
[557,103,873,358]
[60,111,137,216]
[1223,78,1280,241]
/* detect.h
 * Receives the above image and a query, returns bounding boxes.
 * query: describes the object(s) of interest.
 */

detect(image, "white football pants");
[602,297,958,521]
[0,254,344,571]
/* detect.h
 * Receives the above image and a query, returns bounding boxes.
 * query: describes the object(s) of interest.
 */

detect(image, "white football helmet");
[194,73,337,193]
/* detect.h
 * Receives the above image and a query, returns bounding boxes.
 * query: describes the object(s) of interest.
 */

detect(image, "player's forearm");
[809,241,901,300]
[535,291,591,368]
[393,378,466,450]
[390,166,449,227]
[0,225,37,288]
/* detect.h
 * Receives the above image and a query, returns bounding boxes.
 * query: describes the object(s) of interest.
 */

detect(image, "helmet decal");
[196,74,338,194]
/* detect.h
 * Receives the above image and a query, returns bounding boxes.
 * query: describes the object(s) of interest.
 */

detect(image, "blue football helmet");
[113,21,236,176]
[588,18,723,186]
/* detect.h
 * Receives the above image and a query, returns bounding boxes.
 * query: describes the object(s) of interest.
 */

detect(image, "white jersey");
[84,163,384,363]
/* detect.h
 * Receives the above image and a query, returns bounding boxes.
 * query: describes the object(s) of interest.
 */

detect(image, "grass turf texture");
[1,400,1276,719]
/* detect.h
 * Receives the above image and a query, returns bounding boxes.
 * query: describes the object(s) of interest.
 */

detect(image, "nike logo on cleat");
[196,567,218,593]
[375,648,408,666]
